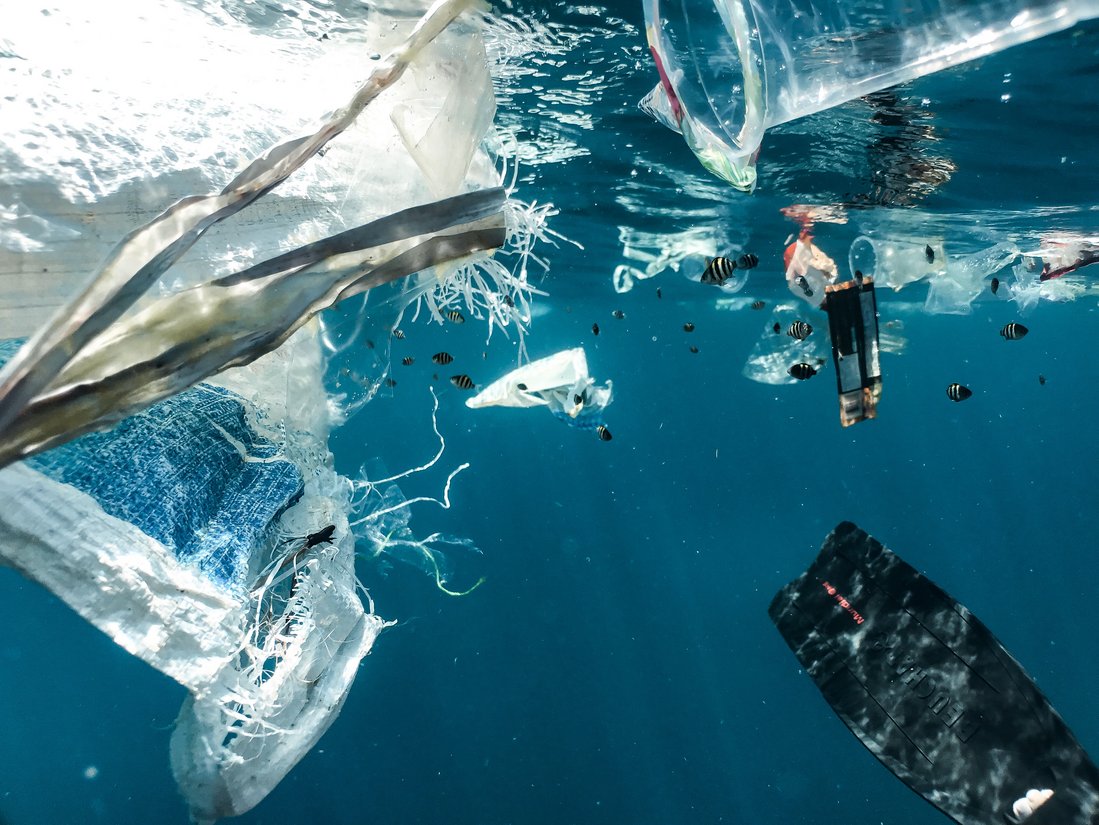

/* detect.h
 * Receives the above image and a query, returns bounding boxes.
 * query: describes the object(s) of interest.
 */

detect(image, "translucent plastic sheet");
[642,0,1099,188]
[0,0,533,821]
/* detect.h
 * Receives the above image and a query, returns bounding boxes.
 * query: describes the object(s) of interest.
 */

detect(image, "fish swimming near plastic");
[450,374,475,390]
[737,253,759,269]
[701,256,735,285]
[788,363,818,380]
[751,300,765,310]
[1001,322,1028,340]
[392,329,405,339]
[786,320,812,341]
[432,352,454,365]
[925,244,935,264]
[447,310,466,324]
[991,277,1000,295]
[596,425,612,441]
[946,383,972,401]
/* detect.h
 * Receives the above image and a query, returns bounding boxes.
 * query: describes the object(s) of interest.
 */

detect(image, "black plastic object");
[769,522,1099,825]
[824,279,881,426]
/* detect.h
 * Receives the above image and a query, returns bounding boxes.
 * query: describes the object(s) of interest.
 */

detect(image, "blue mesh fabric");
[0,339,303,595]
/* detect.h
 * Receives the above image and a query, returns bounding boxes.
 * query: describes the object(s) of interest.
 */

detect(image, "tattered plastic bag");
[466,347,613,435]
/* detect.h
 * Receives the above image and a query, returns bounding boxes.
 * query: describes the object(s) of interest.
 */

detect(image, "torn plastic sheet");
[0,0,518,821]
[466,347,613,428]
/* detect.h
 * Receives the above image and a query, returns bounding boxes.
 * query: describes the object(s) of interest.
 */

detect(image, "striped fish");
[701,256,735,285]
[787,320,813,341]
[447,310,466,324]
[596,425,613,442]
[788,363,818,380]
[1000,322,1028,340]
[401,356,414,366]
[392,329,405,339]
[946,383,972,402]
[750,300,765,310]
[450,374,475,390]
[431,352,454,365]
[736,253,759,270]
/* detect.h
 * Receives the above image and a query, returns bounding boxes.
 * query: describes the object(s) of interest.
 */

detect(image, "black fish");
[305,525,336,548]
[736,253,759,270]
[401,356,414,366]
[384,377,397,388]
[1000,322,1028,340]
[689,345,699,354]
[392,329,405,340]
[574,393,584,406]
[432,352,454,365]
[502,294,514,307]
[366,339,375,350]
[1038,374,1047,386]
[592,322,600,336]
[517,383,528,391]
[701,256,736,285]
[612,310,625,319]
[751,300,765,310]
[794,274,813,297]
[788,363,818,380]
[656,287,662,299]
[773,322,782,334]
[447,310,466,324]
[925,244,935,264]
[946,383,972,402]
[596,425,612,442]
[990,277,1000,295]
[786,320,813,341]
[854,269,864,283]
[683,322,695,332]
[450,374,475,390]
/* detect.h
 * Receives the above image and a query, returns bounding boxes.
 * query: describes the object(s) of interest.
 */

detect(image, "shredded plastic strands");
[0,0,530,821]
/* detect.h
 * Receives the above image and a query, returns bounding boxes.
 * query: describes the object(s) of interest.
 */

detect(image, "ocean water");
[2,2,1099,824]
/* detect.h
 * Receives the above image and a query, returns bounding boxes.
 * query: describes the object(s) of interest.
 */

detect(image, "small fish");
[794,274,814,297]
[788,363,818,380]
[701,256,736,285]
[574,393,584,406]
[1038,374,1047,386]
[401,356,414,366]
[925,244,935,264]
[392,329,405,340]
[612,310,625,319]
[432,352,454,365]
[689,345,699,354]
[502,294,514,308]
[656,287,662,299]
[990,277,1000,295]
[946,383,972,402]
[592,322,600,336]
[854,269,864,283]
[1000,322,1028,340]
[450,374,475,390]
[750,300,766,310]
[447,310,466,324]
[517,383,528,391]
[786,320,813,341]
[736,253,759,270]
[596,425,613,442]
[366,339,375,350]
[432,373,439,381]
[772,322,782,334]
[384,377,397,388]
[683,322,695,333]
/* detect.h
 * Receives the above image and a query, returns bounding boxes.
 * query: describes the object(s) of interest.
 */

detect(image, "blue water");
[3,3,1099,824]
